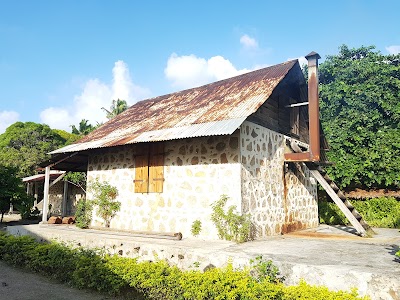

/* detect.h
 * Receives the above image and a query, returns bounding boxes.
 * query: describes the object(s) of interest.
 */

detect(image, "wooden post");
[41,166,51,223]
[62,180,68,217]
[34,183,38,207]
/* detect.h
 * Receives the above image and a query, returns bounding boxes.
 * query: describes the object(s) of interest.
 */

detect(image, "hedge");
[0,232,369,300]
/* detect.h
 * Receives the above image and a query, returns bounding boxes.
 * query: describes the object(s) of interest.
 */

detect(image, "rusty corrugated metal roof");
[51,60,298,154]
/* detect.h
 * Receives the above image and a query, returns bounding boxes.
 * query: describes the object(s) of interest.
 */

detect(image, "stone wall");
[87,133,241,240]
[48,181,64,215]
[240,121,318,237]
[86,121,317,240]
[36,181,83,216]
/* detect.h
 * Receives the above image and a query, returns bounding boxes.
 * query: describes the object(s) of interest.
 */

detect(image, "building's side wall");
[36,181,83,216]
[86,133,241,240]
[48,181,64,215]
[240,121,318,237]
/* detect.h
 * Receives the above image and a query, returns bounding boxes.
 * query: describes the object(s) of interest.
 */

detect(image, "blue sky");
[1,0,399,133]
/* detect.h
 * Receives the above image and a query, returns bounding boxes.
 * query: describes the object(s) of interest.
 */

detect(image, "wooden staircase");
[305,163,372,237]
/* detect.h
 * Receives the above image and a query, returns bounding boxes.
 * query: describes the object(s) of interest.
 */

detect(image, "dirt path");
[1,215,130,300]
[0,261,127,300]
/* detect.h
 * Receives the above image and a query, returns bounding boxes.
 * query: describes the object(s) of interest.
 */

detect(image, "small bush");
[352,197,400,228]
[250,255,285,284]
[89,180,120,227]
[0,232,369,300]
[75,199,93,229]
[318,197,400,229]
[211,194,252,243]
[191,220,202,237]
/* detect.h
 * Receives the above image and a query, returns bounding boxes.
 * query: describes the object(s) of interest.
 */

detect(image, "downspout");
[306,51,321,161]
[284,51,321,162]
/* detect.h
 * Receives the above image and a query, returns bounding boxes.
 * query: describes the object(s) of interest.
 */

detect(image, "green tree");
[71,119,95,136]
[0,165,28,222]
[319,45,400,190]
[102,99,128,120]
[89,180,120,227]
[0,122,68,176]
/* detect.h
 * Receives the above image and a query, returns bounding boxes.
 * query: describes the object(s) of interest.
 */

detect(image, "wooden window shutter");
[149,143,164,193]
[134,145,149,193]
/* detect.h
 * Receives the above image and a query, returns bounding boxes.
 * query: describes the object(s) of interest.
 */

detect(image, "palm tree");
[71,119,95,136]
[101,99,128,120]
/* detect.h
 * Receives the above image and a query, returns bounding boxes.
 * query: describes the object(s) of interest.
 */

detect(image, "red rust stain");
[73,60,298,149]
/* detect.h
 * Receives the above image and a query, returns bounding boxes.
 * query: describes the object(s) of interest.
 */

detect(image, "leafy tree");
[71,119,95,136]
[89,180,120,227]
[101,99,128,120]
[0,122,68,176]
[0,165,29,222]
[319,45,400,190]
[53,129,80,145]
[64,172,87,192]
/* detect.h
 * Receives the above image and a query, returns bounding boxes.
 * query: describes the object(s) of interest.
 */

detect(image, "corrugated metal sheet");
[52,60,298,154]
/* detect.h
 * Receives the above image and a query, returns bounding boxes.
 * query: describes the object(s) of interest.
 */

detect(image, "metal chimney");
[305,51,321,161]
[284,51,321,162]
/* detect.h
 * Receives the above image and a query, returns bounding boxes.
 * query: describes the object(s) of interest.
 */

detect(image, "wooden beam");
[309,169,366,236]
[49,172,66,188]
[62,180,68,217]
[41,166,50,223]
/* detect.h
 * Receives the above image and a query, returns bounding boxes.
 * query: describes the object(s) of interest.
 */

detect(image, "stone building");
[42,52,327,240]
[23,171,84,216]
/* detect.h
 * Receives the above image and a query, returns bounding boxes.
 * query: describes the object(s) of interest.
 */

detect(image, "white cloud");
[240,34,258,49]
[288,56,308,68]
[0,110,19,134]
[40,61,151,131]
[386,45,400,55]
[112,60,150,103]
[164,53,250,89]
[40,107,72,131]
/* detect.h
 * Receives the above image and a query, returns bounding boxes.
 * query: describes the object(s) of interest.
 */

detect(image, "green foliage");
[250,255,285,284]
[89,180,120,227]
[283,280,366,300]
[75,199,93,229]
[70,119,95,136]
[14,194,36,220]
[318,197,400,228]
[352,197,400,228]
[52,129,80,145]
[64,172,87,192]
[0,232,369,299]
[319,45,400,190]
[318,199,347,225]
[191,220,202,237]
[211,194,252,243]
[0,122,69,176]
[0,165,28,222]
[102,99,128,120]
[396,250,400,258]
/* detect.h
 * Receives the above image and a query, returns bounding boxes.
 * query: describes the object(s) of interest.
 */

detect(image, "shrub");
[75,199,93,229]
[0,232,369,300]
[211,194,252,243]
[352,197,400,228]
[318,197,400,229]
[191,220,202,237]
[89,180,120,227]
[250,255,285,284]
